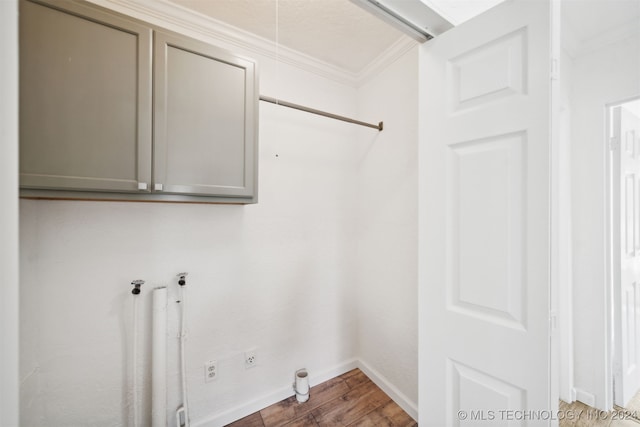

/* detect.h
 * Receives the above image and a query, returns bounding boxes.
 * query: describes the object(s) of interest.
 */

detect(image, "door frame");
[0,0,20,425]
[606,95,640,409]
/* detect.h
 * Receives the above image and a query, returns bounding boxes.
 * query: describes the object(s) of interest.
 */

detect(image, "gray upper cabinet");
[153,31,257,198]
[20,0,153,193]
[20,0,259,203]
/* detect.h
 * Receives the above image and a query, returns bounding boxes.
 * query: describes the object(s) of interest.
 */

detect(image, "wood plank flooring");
[559,399,640,426]
[226,369,417,427]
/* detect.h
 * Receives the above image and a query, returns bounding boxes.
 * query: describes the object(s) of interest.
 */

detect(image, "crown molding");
[563,17,640,59]
[357,36,418,85]
[86,0,414,88]
[87,0,359,86]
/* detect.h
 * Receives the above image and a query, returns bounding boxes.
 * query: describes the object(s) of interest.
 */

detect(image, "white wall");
[571,31,640,409]
[19,12,366,427]
[355,46,419,416]
[0,1,20,426]
[20,99,360,427]
[19,3,424,425]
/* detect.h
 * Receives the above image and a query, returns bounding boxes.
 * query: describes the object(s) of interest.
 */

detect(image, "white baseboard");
[574,388,596,407]
[356,359,418,421]
[192,359,359,427]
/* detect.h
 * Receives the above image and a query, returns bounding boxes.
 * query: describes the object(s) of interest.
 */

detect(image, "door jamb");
[606,99,616,411]
[605,95,640,410]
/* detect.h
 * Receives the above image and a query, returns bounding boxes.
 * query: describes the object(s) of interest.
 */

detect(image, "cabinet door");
[20,0,152,193]
[154,31,258,198]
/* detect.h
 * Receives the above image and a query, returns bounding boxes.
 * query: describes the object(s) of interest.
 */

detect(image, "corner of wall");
[354,41,420,411]
[356,359,418,421]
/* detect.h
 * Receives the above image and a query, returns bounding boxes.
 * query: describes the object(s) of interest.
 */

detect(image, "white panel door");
[419,1,554,425]
[613,104,640,407]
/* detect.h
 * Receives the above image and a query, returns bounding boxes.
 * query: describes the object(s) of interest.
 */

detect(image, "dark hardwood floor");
[226,369,417,427]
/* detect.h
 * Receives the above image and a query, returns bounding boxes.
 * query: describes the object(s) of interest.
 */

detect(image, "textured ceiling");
[168,0,640,74]
[169,0,407,74]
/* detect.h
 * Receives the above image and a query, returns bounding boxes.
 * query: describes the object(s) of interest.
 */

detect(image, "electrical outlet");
[244,349,257,369]
[205,360,218,382]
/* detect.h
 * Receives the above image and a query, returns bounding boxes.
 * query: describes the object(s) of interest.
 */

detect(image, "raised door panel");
[19,0,152,192]
[419,0,554,424]
[153,31,258,199]
[615,105,640,406]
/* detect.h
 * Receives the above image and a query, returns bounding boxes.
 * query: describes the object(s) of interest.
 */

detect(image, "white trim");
[564,18,640,59]
[605,96,640,411]
[578,19,639,58]
[191,359,358,427]
[417,41,430,427]
[356,359,418,421]
[574,388,597,408]
[550,2,563,417]
[555,2,574,405]
[191,358,418,426]
[557,104,574,404]
[357,36,418,86]
[605,100,615,412]
[0,1,20,426]
[86,0,414,88]
[87,0,357,86]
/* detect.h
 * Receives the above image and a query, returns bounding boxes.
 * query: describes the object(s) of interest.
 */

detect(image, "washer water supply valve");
[131,279,145,295]
[177,272,188,286]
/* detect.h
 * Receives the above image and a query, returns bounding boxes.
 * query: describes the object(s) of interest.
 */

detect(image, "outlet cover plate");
[245,349,257,369]
[205,360,218,382]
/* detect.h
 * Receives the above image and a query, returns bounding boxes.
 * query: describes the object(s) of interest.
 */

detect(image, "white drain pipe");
[152,287,168,427]
[294,369,310,403]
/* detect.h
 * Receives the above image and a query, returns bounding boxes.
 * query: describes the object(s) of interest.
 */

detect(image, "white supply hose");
[132,294,139,427]
[152,287,168,427]
[179,285,190,427]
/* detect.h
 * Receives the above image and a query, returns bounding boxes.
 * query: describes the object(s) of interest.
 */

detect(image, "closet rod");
[259,95,383,131]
